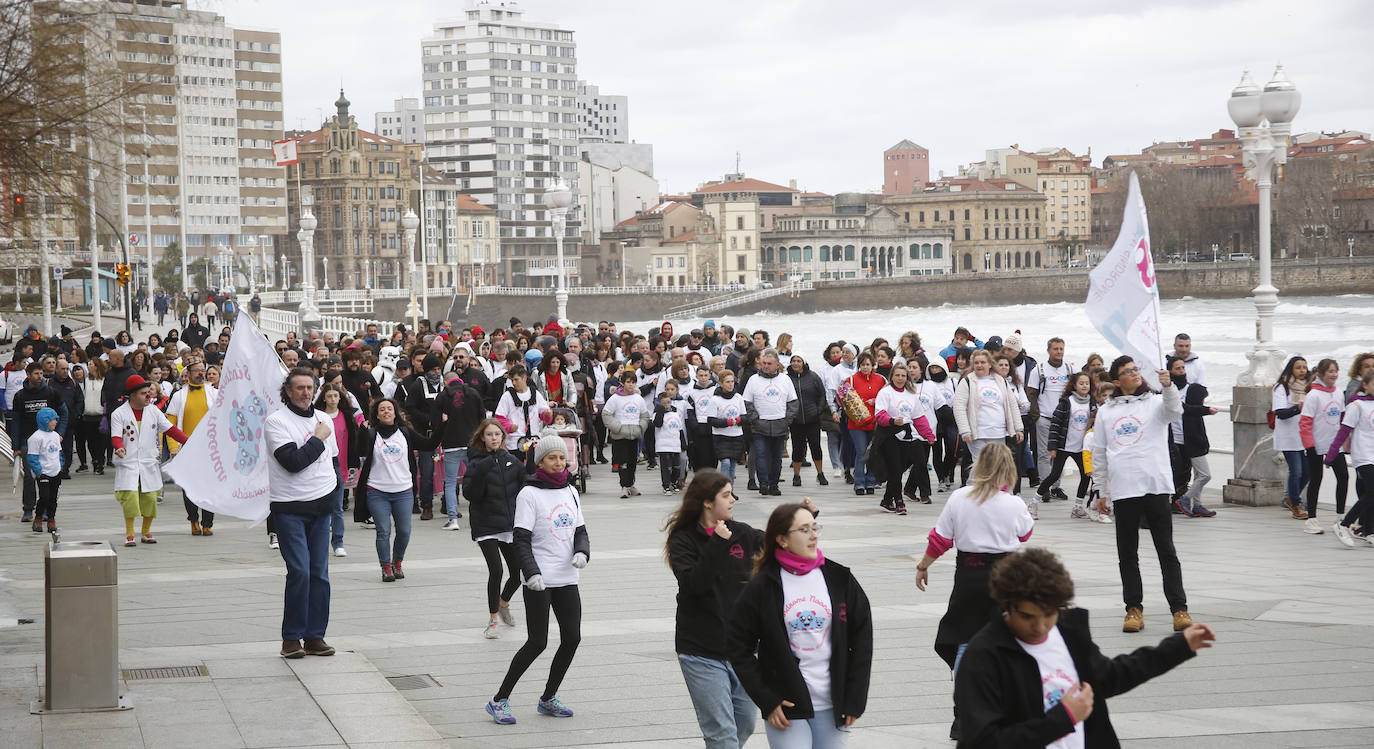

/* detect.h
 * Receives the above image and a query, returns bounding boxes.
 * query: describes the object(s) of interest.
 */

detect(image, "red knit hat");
[124,374,152,396]
[471,325,485,338]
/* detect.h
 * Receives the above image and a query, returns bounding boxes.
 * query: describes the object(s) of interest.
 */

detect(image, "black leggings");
[1340,464,1374,531]
[789,421,823,470]
[479,538,521,615]
[1039,450,1090,499]
[495,584,582,702]
[611,438,637,487]
[933,411,958,484]
[1306,449,1348,516]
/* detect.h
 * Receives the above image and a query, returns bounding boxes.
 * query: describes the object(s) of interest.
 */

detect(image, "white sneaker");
[1028,502,1039,520]
[619,488,630,498]
[442,518,461,530]
[1333,522,1356,548]
[1303,517,1324,535]
[499,605,515,626]
[627,486,642,496]
[1090,510,1113,524]
[483,622,499,639]
[333,547,347,557]
[268,532,279,549]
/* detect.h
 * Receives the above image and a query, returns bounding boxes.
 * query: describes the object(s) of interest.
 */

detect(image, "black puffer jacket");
[786,362,828,425]
[462,445,526,541]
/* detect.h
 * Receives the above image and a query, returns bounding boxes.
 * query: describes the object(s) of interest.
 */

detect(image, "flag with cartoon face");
[165,315,284,523]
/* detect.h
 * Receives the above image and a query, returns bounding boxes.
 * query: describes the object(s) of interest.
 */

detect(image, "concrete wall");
[330,257,1374,329]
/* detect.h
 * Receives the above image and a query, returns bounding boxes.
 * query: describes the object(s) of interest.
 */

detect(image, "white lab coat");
[110,401,174,492]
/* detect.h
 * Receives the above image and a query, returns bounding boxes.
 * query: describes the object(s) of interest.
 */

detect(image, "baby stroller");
[549,407,589,493]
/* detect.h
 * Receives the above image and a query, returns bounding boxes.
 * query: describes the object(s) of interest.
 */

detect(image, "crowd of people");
[8,307,1372,748]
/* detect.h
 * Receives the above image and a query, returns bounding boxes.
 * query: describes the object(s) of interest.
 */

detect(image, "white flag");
[1086,171,1165,375]
[272,138,299,166]
[165,315,284,523]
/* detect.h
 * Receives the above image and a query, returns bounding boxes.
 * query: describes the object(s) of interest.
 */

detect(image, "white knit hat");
[531,427,567,466]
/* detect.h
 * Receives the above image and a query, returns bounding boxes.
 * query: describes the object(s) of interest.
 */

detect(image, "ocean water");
[627,293,1374,460]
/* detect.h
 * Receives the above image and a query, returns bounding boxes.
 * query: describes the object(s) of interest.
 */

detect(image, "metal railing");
[472,283,733,297]
[256,287,457,306]
[256,307,404,341]
[671,280,814,318]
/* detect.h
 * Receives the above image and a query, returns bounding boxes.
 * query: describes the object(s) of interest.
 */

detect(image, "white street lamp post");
[544,180,573,322]
[1350,237,1356,259]
[322,256,329,291]
[1212,242,1219,264]
[403,209,420,331]
[1228,65,1300,386]
[297,191,321,333]
[246,235,257,295]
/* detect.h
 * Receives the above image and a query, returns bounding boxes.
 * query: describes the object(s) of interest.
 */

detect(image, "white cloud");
[201,0,1372,194]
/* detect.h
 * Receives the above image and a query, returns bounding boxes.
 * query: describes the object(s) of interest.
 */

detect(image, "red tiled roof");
[615,215,640,228]
[456,194,493,212]
[663,229,696,244]
[694,178,795,194]
[659,194,692,202]
[799,191,831,198]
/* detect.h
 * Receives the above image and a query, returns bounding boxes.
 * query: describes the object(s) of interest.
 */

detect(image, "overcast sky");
[201,0,1372,195]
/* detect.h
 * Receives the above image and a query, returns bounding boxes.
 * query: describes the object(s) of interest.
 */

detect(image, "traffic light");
[12,194,24,218]
[116,263,130,287]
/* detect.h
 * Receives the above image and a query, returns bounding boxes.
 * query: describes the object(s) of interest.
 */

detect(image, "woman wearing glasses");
[728,503,873,748]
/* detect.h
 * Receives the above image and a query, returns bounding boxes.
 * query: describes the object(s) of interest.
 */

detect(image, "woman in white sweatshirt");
[1272,356,1310,519]
[1300,358,1348,530]
[952,350,1022,466]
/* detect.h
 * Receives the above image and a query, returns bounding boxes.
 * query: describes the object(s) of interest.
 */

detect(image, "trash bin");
[43,540,121,711]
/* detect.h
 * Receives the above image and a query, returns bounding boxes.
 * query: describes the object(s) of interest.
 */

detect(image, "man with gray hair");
[742,348,798,496]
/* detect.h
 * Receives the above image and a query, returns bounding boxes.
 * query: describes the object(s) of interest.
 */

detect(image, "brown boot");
[281,639,305,659]
[303,638,335,656]
[191,521,202,536]
[1122,607,1144,633]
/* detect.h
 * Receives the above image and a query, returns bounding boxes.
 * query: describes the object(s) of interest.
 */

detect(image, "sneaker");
[361,517,375,527]
[865,487,875,495]
[1283,496,1308,519]
[483,622,499,639]
[1049,488,1069,502]
[392,560,405,579]
[442,518,461,531]
[1070,505,1089,519]
[919,496,932,505]
[536,696,574,717]
[420,508,434,521]
[192,521,203,536]
[768,485,782,496]
[747,479,758,491]
[1123,607,1144,633]
[1090,510,1114,525]
[880,498,897,513]
[281,639,305,659]
[21,512,32,523]
[1332,523,1355,547]
[844,471,854,485]
[486,698,517,725]
[124,536,137,547]
[1172,610,1193,631]
[31,519,42,533]
[663,487,674,495]
[1190,504,1217,518]
[619,488,631,499]
[75,464,88,473]
[627,487,641,497]
[1028,503,1039,520]
[381,564,395,582]
[499,605,515,626]
[140,535,157,544]
[333,547,347,557]
[269,532,279,549]
[792,476,802,487]
[202,527,214,536]
[1171,499,1190,516]
[1303,517,1324,534]
[895,499,908,516]
[816,473,829,486]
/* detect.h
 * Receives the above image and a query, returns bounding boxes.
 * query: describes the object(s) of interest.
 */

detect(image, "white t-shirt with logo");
[367,429,412,492]
[875,387,925,442]
[1029,362,1075,414]
[779,566,834,711]
[1301,386,1344,456]
[1014,626,1085,749]
[973,375,1008,439]
[742,372,797,420]
[655,400,687,453]
[703,392,746,438]
[1342,399,1374,468]
[513,483,586,588]
[1063,395,1093,453]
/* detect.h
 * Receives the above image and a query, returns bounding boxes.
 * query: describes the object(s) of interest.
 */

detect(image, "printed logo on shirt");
[897,401,915,418]
[380,439,406,464]
[664,411,683,431]
[1111,415,1144,446]
[546,501,577,543]
[979,386,1001,404]
[1041,667,1076,713]
[1322,403,1342,425]
[728,543,744,559]
[917,392,933,409]
[784,594,832,652]
[722,403,741,420]
[1070,409,1090,430]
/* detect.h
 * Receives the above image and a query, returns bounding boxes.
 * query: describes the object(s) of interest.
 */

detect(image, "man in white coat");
[111,375,189,547]
[166,359,218,536]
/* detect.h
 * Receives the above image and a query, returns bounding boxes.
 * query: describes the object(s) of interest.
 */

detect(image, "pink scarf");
[775,548,825,575]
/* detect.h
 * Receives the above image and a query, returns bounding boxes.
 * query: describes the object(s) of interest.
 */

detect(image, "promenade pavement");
[2,459,1373,748]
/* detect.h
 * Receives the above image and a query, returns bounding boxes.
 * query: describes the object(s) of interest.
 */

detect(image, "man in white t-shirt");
[1027,337,1076,499]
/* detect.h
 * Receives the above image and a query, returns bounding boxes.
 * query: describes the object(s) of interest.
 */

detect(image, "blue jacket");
[938,338,984,362]
[25,406,64,476]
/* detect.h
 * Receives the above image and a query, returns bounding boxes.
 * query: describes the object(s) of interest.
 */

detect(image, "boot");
[392,559,405,579]
[381,563,396,582]
[817,473,829,486]
[191,521,202,536]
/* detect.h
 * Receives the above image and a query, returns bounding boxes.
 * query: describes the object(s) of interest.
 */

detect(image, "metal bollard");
[32,540,130,713]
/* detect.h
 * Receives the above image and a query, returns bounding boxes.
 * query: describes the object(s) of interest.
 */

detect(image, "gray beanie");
[531,427,567,467]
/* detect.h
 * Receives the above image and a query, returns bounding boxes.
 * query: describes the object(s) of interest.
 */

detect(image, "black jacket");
[462,445,526,541]
[955,607,1195,749]
[787,364,829,425]
[1048,394,1096,453]
[728,558,873,728]
[9,382,66,442]
[438,380,487,450]
[340,367,375,412]
[1179,383,1211,458]
[101,363,136,414]
[352,424,440,501]
[668,520,764,659]
[181,323,210,349]
[403,374,443,435]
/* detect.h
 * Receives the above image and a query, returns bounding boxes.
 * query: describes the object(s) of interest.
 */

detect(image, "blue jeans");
[415,448,436,509]
[718,458,737,486]
[763,708,848,748]
[826,428,843,471]
[848,429,874,488]
[366,487,414,565]
[329,474,346,549]
[275,510,332,641]
[753,433,784,489]
[677,654,755,749]
[1283,450,1308,504]
[442,447,468,520]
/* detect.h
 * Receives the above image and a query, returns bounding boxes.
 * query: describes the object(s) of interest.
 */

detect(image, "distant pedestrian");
[25,407,64,533]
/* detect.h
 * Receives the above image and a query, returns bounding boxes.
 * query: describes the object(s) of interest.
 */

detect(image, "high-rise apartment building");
[375,97,423,144]
[420,0,581,288]
[576,81,628,143]
[53,0,288,285]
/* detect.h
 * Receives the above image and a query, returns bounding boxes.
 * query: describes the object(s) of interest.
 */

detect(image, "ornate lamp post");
[246,235,257,295]
[544,180,573,322]
[297,191,321,333]
[1224,64,1302,509]
[322,256,329,290]
[403,209,420,331]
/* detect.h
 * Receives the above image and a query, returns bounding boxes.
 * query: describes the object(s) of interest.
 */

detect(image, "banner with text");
[1086,170,1165,374]
[165,315,284,523]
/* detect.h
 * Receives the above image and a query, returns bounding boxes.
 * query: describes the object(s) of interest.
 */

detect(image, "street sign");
[53,267,63,280]
[129,233,140,246]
